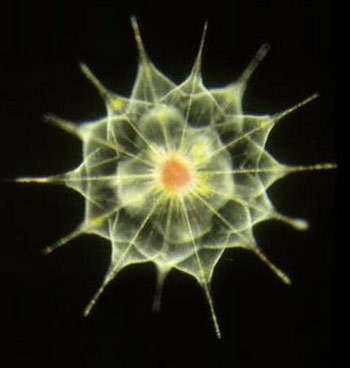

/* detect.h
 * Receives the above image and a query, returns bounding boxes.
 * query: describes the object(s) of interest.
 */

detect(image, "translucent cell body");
[17,18,336,338]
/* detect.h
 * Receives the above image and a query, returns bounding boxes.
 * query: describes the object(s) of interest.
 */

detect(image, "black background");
[1,1,337,367]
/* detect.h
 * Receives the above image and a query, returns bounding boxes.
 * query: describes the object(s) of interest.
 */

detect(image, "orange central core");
[160,157,192,192]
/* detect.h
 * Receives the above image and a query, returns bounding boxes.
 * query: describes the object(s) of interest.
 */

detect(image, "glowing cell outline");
[14,17,336,338]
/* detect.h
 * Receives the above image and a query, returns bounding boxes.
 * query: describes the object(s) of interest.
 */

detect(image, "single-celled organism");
[16,17,336,338]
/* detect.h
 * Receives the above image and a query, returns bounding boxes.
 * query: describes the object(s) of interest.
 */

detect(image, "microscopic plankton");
[15,17,336,338]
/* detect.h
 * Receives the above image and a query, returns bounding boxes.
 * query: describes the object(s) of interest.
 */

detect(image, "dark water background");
[0,1,338,367]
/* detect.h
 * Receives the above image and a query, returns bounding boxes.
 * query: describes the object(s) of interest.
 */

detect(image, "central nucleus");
[160,157,193,193]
